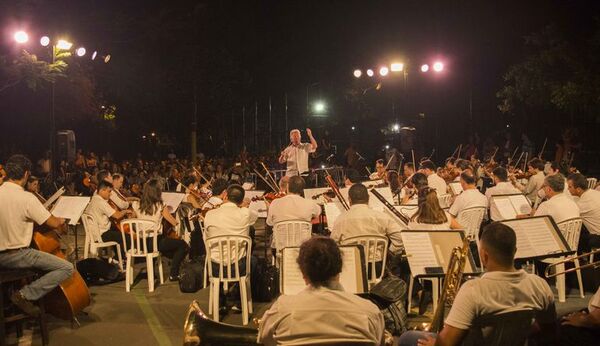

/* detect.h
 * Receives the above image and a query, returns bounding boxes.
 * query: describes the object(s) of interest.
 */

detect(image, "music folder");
[161,192,186,213]
[449,182,463,195]
[51,196,91,225]
[490,193,532,220]
[401,230,479,278]
[281,245,367,296]
[500,216,573,261]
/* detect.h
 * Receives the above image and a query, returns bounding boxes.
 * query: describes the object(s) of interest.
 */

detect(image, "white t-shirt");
[110,190,129,210]
[131,201,164,233]
[445,270,555,330]
[282,143,315,176]
[427,173,448,195]
[0,182,51,250]
[575,189,600,235]
[449,188,488,217]
[204,202,258,262]
[84,194,116,234]
[266,194,321,226]
[534,193,580,224]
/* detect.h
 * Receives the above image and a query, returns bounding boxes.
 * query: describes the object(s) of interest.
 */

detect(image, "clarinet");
[370,188,410,225]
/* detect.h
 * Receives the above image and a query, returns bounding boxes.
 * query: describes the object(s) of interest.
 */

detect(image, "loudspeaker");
[56,130,76,162]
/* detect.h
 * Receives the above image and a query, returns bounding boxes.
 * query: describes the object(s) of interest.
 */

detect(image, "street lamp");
[353,69,362,78]
[379,66,389,76]
[366,69,374,77]
[433,61,444,72]
[13,31,28,44]
[76,47,86,57]
[40,36,50,47]
[390,62,404,72]
[420,64,429,72]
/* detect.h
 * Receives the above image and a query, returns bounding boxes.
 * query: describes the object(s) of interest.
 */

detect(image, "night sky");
[1,0,599,162]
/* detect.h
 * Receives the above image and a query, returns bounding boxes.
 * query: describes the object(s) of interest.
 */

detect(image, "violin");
[438,167,459,183]
[252,191,286,202]
[82,171,97,192]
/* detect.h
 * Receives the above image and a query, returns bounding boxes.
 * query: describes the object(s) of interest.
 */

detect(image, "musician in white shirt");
[567,173,600,252]
[266,176,320,226]
[258,237,385,345]
[202,178,228,210]
[513,158,546,202]
[449,172,488,218]
[278,128,317,177]
[331,183,404,259]
[0,155,73,317]
[110,173,133,210]
[486,167,522,221]
[533,174,579,224]
[407,187,462,230]
[420,160,447,196]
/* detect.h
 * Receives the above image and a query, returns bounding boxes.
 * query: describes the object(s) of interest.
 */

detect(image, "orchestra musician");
[559,285,600,344]
[25,175,46,204]
[369,159,386,180]
[202,178,228,211]
[448,172,488,218]
[401,172,429,205]
[485,167,521,221]
[258,236,385,345]
[407,187,462,230]
[419,160,448,196]
[84,180,135,259]
[399,223,557,346]
[278,128,318,177]
[512,158,546,202]
[110,173,135,210]
[567,173,600,253]
[266,176,320,227]
[181,175,207,210]
[131,178,189,281]
[0,155,73,317]
[532,174,579,223]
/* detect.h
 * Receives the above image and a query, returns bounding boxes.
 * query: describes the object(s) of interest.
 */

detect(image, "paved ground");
[3,222,593,345]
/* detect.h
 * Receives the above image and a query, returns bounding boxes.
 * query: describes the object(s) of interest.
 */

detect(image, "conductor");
[279,128,318,177]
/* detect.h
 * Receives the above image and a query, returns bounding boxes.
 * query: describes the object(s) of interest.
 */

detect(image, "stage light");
[385,145,390,149]
[366,69,374,77]
[40,36,50,47]
[393,124,400,131]
[14,31,28,44]
[433,61,444,72]
[390,62,404,72]
[56,39,73,50]
[351,126,356,131]
[142,135,147,139]
[379,66,389,76]
[91,51,97,60]
[151,132,156,137]
[313,102,326,113]
[104,54,111,63]
[353,69,362,78]
[76,47,86,57]
[421,64,429,72]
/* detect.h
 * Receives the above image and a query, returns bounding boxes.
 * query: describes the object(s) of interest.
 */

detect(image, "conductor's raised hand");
[306,128,313,137]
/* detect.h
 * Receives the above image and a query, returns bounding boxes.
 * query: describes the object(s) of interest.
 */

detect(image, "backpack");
[76,258,122,286]
[360,274,408,335]
[179,255,205,293]
[251,257,279,302]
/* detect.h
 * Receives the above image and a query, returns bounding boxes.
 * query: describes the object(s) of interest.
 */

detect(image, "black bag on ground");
[76,258,122,286]
[251,257,279,302]
[360,274,408,335]
[179,255,205,293]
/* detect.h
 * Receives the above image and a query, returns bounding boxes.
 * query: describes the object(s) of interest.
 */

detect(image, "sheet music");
[369,187,394,212]
[339,247,361,293]
[508,195,532,215]
[324,202,344,228]
[161,192,185,213]
[401,232,440,276]
[509,218,562,259]
[449,182,463,195]
[494,198,517,220]
[242,182,254,190]
[51,196,91,225]
[282,248,306,295]
[250,200,268,218]
[44,186,65,209]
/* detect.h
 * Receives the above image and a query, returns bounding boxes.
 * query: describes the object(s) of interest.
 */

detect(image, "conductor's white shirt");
[282,143,315,176]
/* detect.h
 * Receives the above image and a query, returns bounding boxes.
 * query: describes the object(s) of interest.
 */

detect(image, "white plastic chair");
[81,213,123,271]
[205,235,253,325]
[438,194,453,209]
[457,207,487,241]
[272,221,312,266]
[407,275,440,315]
[120,219,164,293]
[340,235,389,288]
[587,178,597,190]
[542,218,584,302]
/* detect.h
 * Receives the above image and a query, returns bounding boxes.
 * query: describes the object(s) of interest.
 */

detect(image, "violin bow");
[260,162,280,193]
[538,137,547,159]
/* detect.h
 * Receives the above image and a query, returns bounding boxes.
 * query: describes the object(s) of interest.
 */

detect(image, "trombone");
[544,249,600,278]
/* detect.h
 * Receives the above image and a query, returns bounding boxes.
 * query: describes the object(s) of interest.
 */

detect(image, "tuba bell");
[183,300,259,346]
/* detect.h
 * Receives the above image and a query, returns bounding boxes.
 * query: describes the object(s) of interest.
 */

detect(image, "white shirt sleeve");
[444,281,477,330]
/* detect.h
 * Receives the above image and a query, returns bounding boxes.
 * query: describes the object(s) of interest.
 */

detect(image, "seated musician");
[532,174,579,223]
[369,158,386,180]
[407,187,462,230]
[401,172,428,205]
[485,167,521,221]
[181,175,206,210]
[399,222,556,346]
[559,285,600,344]
[403,162,416,181]
[84,180,135,258]
[258,236,385,345]
[110,173,133,210]
[25,175,45,203]
[0,155,73,317]
[455,159,473,179]
[420,160,447,195]
[131,178,189,281]
[567,173,600,252]
[512,158,546,202]
[266,176,320,227]
[448,172,488,218]
[202,178,228,211]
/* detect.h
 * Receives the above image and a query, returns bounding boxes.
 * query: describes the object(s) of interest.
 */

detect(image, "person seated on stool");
[398,222,556,346]
[559,285,600,344]
[0,155,73,317]
[258,236,385,345]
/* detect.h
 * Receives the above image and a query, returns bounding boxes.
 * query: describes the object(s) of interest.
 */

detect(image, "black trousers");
[578,226,600,254]
[148,236,189,277]
[101,228,130,260]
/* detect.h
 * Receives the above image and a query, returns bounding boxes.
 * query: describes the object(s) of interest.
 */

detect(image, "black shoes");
[169,275,180,282]
[10,291,41,317]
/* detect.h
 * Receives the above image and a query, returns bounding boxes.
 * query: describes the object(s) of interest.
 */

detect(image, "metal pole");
[242,106,246,149]
[269,96,272,150]
[50,45,56,180]
[254,101,258,152]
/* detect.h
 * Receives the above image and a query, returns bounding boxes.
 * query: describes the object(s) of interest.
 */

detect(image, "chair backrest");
[205,235,252,281]
[587,177,597,190]
[272,221,312,251]
[438,194,453,208]
[120,218,160,256]
[457,206,487,241]
[557,217,583,250]
[462,309,535,346]
[340,235,389,286]
[81,213,103,243]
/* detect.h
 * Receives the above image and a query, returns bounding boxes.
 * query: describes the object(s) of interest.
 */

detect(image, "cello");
[31,225,91,321]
